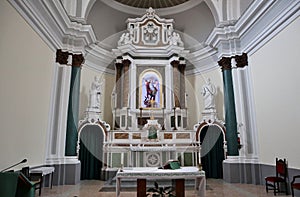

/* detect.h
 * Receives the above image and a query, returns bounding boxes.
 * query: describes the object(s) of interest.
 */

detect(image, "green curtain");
[200,125,224,178]
[79,125,104,180]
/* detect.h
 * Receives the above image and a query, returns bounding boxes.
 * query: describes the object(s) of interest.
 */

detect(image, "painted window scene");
[140,70,161,108]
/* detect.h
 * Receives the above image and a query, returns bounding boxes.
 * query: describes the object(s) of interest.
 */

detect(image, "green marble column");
[65,54,84,156]
[218,57,239,156]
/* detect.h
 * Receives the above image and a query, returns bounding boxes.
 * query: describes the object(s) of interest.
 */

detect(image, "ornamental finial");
[146,7,155,18]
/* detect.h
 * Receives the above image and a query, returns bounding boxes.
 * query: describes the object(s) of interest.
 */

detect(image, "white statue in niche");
[89,76,103,109]
[201,78,216,110]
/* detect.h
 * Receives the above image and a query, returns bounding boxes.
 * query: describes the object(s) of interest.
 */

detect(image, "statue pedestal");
[201,109,217,122]
[85,107,101,122]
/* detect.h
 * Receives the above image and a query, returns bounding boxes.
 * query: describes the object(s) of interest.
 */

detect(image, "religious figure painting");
[140,70,162,108]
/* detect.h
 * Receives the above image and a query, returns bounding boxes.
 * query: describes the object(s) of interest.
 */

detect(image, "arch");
[77,120,107,180]
[199,124,225,178]
[83,0,96,21]
[204,0,222,25]
[196,121,226,142]
[139,69,163,109]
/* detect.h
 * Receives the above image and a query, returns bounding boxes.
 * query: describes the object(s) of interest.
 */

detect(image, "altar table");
[116,167,206,197]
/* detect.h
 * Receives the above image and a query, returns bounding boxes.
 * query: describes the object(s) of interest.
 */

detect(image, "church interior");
[0,0,300,196]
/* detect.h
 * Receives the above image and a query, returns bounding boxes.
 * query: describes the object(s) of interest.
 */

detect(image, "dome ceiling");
[114,0,189,9]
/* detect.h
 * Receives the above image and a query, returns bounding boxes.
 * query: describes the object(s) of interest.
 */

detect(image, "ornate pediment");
[117,7,184,48]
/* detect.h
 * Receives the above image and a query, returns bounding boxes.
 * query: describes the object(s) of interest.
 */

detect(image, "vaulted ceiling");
[86,0,253,51]
[9,0,298,73]
[114,0,189,9]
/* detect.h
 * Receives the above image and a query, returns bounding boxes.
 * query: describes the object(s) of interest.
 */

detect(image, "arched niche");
[139,69,163,109]
[196,121,226,178]
[77,120,108,180]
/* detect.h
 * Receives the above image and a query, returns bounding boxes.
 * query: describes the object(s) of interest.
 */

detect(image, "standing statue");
[201,78,216,110]
[89,76,103,109]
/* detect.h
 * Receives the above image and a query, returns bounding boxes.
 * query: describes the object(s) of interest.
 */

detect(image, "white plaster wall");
[0,1,53,170]
[80,68,114,126]
[250,17,300,169]
[186,69,224,128]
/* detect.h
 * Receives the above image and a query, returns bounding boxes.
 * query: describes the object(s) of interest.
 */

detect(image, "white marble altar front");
[116,166,206,197]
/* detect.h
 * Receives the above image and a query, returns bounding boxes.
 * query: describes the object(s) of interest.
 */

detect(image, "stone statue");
[89,76,103,109]
[201,78,216,110]
[118,32,132,46]
[169,31,184,47]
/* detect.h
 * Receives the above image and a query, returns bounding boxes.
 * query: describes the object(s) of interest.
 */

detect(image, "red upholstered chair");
[291,175,300,197]
[265,158,288,195]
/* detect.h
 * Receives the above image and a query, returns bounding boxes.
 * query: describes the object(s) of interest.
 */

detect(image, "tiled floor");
[41,179,292,197]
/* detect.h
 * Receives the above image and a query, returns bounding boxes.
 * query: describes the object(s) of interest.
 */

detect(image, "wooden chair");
[265,158,288,195]
[21,167,42,196]
[291,175,300,197]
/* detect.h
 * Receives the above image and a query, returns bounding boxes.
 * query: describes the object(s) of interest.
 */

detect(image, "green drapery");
[65,67,81,156]
[79,125,104,180]
[200,125,224,178]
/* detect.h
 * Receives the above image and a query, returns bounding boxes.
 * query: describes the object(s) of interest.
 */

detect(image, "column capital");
[171,60,180,67]
[56,49,69,65]
[72,54,84,67]
[218,57,232,71]
[235,53,248,68]
[122,59,131,66]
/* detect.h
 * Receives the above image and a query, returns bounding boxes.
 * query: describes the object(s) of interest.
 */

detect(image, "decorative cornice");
[8,0,97,53]
[205,0,300,57]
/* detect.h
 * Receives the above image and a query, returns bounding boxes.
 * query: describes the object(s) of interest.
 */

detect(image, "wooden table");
[116,167,205,197]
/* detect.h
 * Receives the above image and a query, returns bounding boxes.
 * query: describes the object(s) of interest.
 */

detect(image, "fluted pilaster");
[56,49,85,156]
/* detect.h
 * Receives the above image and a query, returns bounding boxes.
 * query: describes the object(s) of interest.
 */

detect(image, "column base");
[45,157,81,185]
[223,156,261,184]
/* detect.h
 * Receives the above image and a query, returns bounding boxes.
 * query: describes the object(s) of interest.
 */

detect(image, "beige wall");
[0,1,53,170]
[186,69,224,129]
[250,16,300,168]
